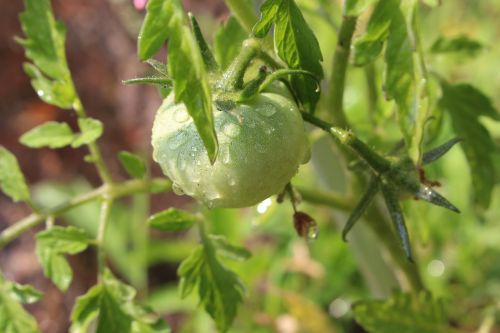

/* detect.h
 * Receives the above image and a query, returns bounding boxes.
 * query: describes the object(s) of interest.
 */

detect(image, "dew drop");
[173,107,190,123]
[228,178,236,186]
[221,147,231,164]
[307,224,319,241]
[168,131,188,149]
[37,90,45,97]
[172,183,185,195]
[177,153,187,170]
[222,122,241,138]
[255,103,277,117]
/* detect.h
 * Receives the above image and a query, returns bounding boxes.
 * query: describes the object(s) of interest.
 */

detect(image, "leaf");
[20,121,74,148]
[72,118,104,148]
[209,235,252,261]
[254,0,324,112]
[430,35,483,57]
[70,270,170,333]
[36,226,91,291]
[138,0,218,163]
[19,0,77,109]
[8,283,43,304]
[345,0,378,16]
[353,292,460,333]
[0,274,41,333]
[178,235,244,332]
[384,8,416,151]
[148,208,198,232]
[118,151,147,179]
[353,0,399,66]
[439,82,499,209]
[189,14,218,71]
[214,16,247,70]
[0,147,31,203]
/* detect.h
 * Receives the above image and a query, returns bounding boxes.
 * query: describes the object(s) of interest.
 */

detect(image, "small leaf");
[0,147,31,203]
[353,0,399,66]
[342,177,379,241]
[146,59,169,76]
[36,226,91,291]
[178,235,244,332]
[70,270,170,333]
[0,274,41,333]
[138,0,218,163]
[72,118,103,148]
[430,35,483,57]
[254,0,324,112]
[9,283,43,304]
[381,185,413,261]
[439,82,499,209]
[19,0,77,109]
[354,292,460,333]
[416,186,460,213]
[118,151,146,179]
[210,235,252,261]
[70,284,103,333]
[148,208,198,232]
[20,121,74,148]
[214,16,247,70]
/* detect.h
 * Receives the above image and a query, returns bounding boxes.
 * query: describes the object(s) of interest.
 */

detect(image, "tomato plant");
[1,0,499,332]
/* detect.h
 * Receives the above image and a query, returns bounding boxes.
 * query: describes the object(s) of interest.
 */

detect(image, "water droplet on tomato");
[168,131,188,149]
[228,178,236,186]
[172,183,185,195]
[221,147,231,164]
[173,107,189,123]
[255,103,277,117]
[222,122,241,138]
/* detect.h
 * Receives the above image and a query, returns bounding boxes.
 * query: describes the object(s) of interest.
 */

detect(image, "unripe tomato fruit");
[152,84,310,208]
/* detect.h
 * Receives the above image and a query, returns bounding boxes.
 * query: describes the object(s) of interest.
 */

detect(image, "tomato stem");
[218,38,260,91]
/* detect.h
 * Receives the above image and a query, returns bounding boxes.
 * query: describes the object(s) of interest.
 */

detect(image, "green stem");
[97,199,113,281]
[0,178,171,249]
[327,15,357,128]
[364,63,379,125]
[295,185,353,211]
[219,38,260,91]
[73,100,114,185]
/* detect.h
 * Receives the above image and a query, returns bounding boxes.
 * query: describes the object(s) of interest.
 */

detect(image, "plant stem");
[327,15,357,128]
[0,178,171,249]
[97,199,113,281]
[219,38,260,91]
[73,99,114,185]
[295,185,353,211]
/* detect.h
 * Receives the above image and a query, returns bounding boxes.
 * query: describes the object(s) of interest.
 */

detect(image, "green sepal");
[381,184,413,261]
[415,186,460,213]
[342,177,379,241]
[422,138,462,165]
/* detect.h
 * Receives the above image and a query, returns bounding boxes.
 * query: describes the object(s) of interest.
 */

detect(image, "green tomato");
[151,84,310,208]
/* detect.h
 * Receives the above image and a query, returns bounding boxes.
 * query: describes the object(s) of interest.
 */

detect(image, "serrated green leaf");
[9,283,43,305]
[70,271,169,333]
[209,235,251,261]
[385,8,416,151]
[430,35,483,57]
[254,0,324,112]
[0,274,41,333]
[0,147,31,203]
[138,0,218,163]
[354,292,460,333]
[19,0,77,109]
[345,0,378,16]
[36,226,91,291]
[20,121,74,148]
[70,284,102,333]
[72,118,104,148]
[118,151,146,179]
[439,82,499,209]
[214,16,247,70]
[148,208,197,232]
[178,235,244,332]
[353,0,399,66]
